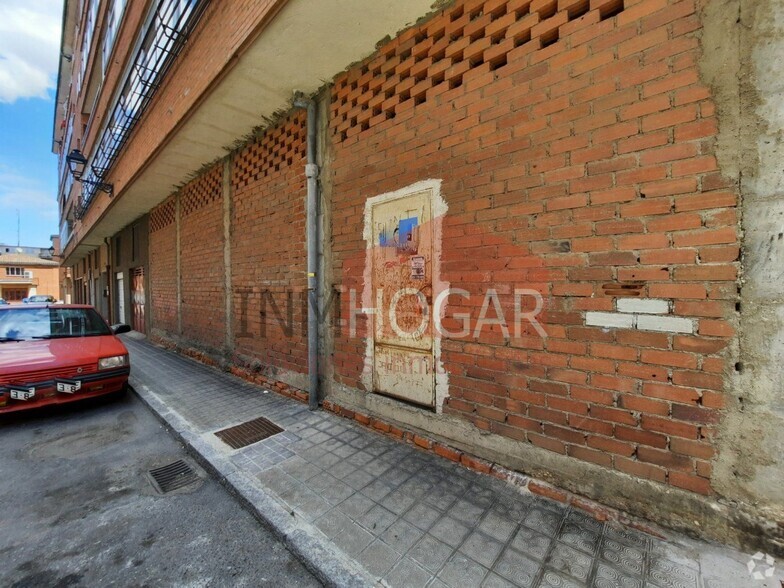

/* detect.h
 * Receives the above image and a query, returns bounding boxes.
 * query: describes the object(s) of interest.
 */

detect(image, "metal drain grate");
[214,416,283,449]
[148,460,200,494]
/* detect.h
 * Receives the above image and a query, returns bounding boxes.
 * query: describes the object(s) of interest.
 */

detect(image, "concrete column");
[703,0,784,549]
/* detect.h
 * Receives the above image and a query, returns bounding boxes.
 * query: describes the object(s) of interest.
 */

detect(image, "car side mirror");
[112,324,132,335]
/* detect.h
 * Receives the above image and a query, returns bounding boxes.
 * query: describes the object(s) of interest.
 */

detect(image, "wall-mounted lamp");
[47,246,56,257]
[62,53,72,62]
[65,149,113,195]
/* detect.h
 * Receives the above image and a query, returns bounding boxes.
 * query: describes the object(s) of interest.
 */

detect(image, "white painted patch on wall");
[586,312,636,329]
[585,298,695,334]
[616,298,670,314]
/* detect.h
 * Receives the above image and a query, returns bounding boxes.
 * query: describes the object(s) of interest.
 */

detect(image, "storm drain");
[214,416,283,449]
[147,460,200,494]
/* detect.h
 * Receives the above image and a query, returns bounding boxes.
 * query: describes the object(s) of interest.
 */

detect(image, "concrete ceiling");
[72,0,437,259]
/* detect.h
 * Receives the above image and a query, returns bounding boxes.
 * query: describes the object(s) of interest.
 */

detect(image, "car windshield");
[0,307,112,341]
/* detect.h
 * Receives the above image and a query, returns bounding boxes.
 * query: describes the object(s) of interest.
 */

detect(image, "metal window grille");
[75,0,210,219]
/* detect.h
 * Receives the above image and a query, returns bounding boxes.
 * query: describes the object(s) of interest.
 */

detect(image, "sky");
[0,0,64,249]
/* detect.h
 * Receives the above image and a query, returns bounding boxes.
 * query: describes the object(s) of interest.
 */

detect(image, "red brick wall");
[180,165,226,349]
[149,197,178,334]
[329,0,737,496]
[231,113,309,374]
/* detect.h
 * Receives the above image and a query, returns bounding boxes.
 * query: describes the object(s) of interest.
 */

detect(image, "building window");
[5,267,24,276]
[102,0,127,76]
[3,288,27,302]
[78,0,100,95]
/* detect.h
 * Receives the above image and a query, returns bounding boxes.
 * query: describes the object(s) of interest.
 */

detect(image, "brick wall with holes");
[231,112,309,374]
[149,197,178,334]
[180,165,226,349]
[328,0,738,497]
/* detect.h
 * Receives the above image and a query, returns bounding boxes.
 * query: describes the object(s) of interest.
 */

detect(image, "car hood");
[0,336,129,375]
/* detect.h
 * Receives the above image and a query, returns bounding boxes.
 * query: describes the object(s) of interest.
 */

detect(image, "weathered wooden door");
[131,267,145,334]
[371,189,434,407]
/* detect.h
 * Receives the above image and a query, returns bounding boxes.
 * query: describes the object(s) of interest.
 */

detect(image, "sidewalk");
[124,336,781,588]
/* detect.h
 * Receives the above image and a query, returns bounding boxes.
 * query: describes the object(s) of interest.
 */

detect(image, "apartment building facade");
[53,0,784,553]
[0,248,61,302]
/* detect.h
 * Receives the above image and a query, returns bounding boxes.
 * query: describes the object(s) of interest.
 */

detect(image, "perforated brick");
[330,0,626,142]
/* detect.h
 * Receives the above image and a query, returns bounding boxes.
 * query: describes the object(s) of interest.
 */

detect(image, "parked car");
[0,299,7,305]
[0,304,131,413]
[24,295,56,304]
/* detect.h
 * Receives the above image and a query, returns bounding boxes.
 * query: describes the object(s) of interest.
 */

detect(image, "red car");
[0,304,131,413]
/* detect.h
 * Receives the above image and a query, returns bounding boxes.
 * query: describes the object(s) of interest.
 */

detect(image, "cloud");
[0,0,63,103]
[0,166,58,221]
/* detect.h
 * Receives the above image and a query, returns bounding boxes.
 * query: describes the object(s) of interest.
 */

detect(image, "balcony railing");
[0,276,39,286]
[75,0,210,219]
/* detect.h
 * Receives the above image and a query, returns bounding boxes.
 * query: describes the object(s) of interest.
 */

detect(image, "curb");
[130,376,374,588]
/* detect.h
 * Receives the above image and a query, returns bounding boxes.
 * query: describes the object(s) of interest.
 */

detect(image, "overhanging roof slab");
[67,0,436,263]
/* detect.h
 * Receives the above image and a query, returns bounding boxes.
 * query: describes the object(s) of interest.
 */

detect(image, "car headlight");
[98,355,129,370]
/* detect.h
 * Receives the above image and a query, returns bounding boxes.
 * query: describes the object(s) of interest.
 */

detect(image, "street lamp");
[65,149,113,194]
[65,149,87,179]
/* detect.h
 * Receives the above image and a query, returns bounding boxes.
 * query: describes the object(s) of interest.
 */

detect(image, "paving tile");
[510,525,553,562]
[481,573,518,588]
[522,506,564,538]
[256,466,298,496]
[361,479,395,502]
[450,498,487,527]
[380,519,424,554]
[600,537,645,577]
[314,509,354,539]
[408,534,453,573]
[603,523,650,552]
[318,452,344,468]
[538,569,583,588]
[343,468,375,491]
[648,541,700,571]
[594,561,643,588]
[430,516,471,548]
[317,479,354,505]
[478,509,518,543]
[492,547,541,588]
[358,538,401,578]
[294,495,332,521]
[438,552,489,587]
[403,502,442,531]
[558,520,601,555]
[645,556,700,588]
[459,530,504,568]
[359,505,398,536]
[333,444,358,459]
[463,484,496,509]
[336,492,375,519]
[333,522,374,556]
[491,495,530,524]
[546,542,593,582]
[278,456,322,482]
[384,557,433,588]
[382,487,418,515]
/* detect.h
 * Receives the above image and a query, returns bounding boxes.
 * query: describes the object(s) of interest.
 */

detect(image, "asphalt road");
[0,390,322,588]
